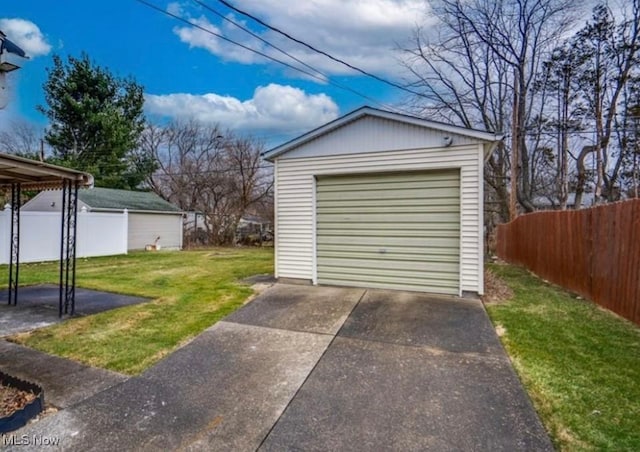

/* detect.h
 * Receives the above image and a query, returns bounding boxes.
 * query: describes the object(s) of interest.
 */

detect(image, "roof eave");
[88,207,183,215]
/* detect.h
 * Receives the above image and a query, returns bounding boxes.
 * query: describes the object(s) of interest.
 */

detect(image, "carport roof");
[0,153,93,190]
[262,106,504,161]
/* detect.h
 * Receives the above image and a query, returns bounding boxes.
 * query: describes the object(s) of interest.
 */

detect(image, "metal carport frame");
[0,153,93,316]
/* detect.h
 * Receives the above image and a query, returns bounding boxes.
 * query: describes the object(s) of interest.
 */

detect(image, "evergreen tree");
[38,53,154,189]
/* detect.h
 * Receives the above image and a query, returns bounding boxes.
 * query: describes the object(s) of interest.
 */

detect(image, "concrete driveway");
[5,284,552,451]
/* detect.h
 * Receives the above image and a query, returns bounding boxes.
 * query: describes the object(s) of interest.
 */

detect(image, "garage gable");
[273,115,481,160]
[264,107,501,161]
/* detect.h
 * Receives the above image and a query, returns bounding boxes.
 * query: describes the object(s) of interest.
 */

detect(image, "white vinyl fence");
[0,208,128,264]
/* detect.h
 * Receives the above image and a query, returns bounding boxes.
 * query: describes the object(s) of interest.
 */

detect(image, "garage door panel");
[317,187,459,202]
[318,250,459,263]
[317,222,460,235]
[316,197,460,209]
[317,265,459,282]
[317,179,460,193]
[317,204,460,215]
[317,212,460,224]
[316,171,459,185]
[318,235,459,248]
[316,170,460,294]
[318,244,459,257]
[318,229,459,239]
[318,257,459,273]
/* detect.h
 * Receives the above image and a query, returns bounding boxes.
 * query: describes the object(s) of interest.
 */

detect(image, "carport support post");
[58,180,67,316]
[7,183,21,306]
[58,179,79,316]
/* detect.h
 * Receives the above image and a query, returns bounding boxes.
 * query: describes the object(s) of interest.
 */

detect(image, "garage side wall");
[275,145,483,294]
[128,213,183,250]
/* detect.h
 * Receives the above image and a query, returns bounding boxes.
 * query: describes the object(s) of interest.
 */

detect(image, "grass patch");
[486,263,640,451]
[7,248,273,375]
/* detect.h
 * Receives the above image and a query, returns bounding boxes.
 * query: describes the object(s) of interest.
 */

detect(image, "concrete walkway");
[4,284,552,451]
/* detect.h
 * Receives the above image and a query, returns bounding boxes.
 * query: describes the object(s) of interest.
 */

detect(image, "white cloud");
[145,83,339,134]
[168,0,430,78]
[0,18,51,57]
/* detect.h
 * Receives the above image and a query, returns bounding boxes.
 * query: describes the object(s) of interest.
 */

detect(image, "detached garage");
[263,107,502,296]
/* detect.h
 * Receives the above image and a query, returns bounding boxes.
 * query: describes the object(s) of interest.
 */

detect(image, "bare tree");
[403,0,577,219]
[0,119,45,158]
[140,120,273,246]
[570,2,640,205]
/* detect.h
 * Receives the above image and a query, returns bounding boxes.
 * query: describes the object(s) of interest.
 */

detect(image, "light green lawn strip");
[8,248,273,375]
[487,263,640,451]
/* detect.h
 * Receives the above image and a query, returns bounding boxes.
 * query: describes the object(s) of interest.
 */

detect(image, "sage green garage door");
[316,170,460,294]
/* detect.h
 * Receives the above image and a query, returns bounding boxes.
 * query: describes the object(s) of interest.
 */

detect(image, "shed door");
[316,170,460,294]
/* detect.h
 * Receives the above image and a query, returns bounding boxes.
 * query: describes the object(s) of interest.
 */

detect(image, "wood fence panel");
[626,201,640,323]
[496,199,640,325]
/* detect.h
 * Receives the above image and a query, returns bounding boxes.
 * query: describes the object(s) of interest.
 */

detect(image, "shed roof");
[78,188,181,213]
[263,106,504,161]
[0,153,93,190]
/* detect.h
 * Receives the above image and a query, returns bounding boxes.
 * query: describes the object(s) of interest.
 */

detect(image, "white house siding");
[128,213,183,250]
[276,144,483,295]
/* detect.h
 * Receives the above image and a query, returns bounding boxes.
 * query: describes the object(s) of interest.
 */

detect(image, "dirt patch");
[483,269,514,304]
[243,282,275,304]
[0,380,36,418]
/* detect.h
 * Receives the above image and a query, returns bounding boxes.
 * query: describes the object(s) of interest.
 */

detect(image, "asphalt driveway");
[5,284,552,451]
[0,284,148,336]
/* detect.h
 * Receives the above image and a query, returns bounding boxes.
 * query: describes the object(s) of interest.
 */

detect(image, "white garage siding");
[128,213,183,250]
[275,144,484,295]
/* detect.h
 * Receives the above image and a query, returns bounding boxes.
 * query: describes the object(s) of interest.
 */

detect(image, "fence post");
[77,206,86,258]
[122,209,129,254]
[0,205,9,265]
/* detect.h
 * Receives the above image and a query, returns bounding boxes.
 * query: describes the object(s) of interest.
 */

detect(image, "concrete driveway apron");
[257,288,553,451]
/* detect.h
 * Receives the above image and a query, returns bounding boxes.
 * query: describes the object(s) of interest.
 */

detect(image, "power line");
[211,0,433,100]
[192,0,394,110]
[135,0,402,112]
[134,0,335,86]
[154,165,273,177]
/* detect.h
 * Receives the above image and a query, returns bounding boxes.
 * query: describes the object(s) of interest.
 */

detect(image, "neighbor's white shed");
[263,107,502,296]
[23,187,183,251]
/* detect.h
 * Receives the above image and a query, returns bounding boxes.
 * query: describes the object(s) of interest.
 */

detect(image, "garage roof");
[263,106,504,161]
[79,188,181,213]
[0,153,93,190]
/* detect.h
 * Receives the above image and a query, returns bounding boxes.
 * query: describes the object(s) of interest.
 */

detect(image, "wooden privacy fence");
[496,199,640,325]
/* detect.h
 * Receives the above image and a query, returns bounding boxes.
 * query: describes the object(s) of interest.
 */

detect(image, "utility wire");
[212,0,432,100]
[135,0,405,112]
[135,0,336,86]
[192,0,394,110]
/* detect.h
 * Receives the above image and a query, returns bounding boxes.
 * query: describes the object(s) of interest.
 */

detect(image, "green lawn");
[7,248,273,375]
[487,263,640,451]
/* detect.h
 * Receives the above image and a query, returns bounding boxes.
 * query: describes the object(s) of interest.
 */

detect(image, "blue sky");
[0,0,427,145]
